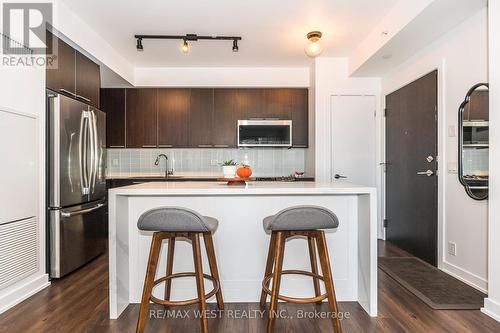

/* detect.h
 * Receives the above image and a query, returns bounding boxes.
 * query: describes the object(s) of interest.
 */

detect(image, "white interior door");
[331,95,376,186]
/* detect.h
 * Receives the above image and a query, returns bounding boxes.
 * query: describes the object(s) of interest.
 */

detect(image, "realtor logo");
[2,2,52,55]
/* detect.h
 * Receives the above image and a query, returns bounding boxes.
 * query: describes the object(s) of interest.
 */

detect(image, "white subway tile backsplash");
[106,148,307,177]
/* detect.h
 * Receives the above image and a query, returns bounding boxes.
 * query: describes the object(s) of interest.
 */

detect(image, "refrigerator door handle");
[92,110,99,192]
[79,111,90,195]
[88,110,97,194]
[61,202,106,218]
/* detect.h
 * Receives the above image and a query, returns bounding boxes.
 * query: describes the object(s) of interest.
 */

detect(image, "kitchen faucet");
[154,154,173,179]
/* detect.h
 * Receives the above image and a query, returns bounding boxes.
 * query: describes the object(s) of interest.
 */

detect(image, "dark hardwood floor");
[1,241,499,333]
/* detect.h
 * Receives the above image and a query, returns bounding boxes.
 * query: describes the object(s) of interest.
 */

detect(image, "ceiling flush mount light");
[304,31,323,58]
[134,34,242,54]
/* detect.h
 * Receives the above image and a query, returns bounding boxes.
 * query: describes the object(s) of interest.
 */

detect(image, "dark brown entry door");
[385,70,438,266]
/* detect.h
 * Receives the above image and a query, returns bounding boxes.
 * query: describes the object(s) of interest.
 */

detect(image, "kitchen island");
[108,181,377,319]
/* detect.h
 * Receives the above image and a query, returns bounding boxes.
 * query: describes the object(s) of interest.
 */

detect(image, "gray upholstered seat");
[263,205,339,231]
[137,207,218,232]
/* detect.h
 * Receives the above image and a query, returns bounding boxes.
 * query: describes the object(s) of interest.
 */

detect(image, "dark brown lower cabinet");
[126,88,158,148]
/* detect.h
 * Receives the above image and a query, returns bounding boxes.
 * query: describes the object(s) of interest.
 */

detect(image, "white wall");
[482,0,500,323]
[381,9,488,291]
[311,57,383,235]
[133,66,309,87]
[51,0,134,84]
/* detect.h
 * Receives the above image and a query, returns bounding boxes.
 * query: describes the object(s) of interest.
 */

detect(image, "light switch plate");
[448,125,456,137]
[210,159,218,166]
[448,162,458,174]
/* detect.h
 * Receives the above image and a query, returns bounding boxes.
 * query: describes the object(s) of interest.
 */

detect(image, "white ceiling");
[62,0,398,67]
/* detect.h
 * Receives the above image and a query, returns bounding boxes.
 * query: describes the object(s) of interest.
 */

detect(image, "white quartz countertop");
[109,181,376,196]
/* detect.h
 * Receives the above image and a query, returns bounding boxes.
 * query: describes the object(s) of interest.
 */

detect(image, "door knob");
[334,174,347,179]
[416,170,434,177]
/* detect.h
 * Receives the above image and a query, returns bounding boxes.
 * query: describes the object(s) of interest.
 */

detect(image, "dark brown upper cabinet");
[101,87,308,149]
[158,89,190,148]
[213,89,242,147]
[75,51,100,108]
[126,89,158,148]
[189,89,214,147]
[45,31,101,108]
[263,89,296,119]
[236,89,264,119]
[101,88,126,148]
[46,31,75,96]
[289,89,309,147]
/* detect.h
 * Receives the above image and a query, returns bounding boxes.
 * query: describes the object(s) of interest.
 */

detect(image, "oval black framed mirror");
[458,83,489,200]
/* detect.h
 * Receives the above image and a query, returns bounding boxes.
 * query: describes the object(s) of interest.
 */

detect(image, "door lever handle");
[334,174,347,179]
[416,170,434,177]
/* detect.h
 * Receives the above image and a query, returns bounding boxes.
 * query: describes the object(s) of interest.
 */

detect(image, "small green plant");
[220,159,238,166]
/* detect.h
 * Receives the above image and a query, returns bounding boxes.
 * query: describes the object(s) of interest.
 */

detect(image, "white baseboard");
[0,274,50,314]
[482,298,500,322]
[440,261,487,293]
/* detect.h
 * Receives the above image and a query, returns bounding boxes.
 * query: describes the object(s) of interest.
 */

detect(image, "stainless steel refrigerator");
[47,91,106,278]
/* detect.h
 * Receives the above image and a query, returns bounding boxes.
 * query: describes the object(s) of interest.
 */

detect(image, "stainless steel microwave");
[237,120,292,147]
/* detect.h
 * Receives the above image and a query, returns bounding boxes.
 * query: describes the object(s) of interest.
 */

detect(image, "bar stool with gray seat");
[260,205,342,333]
[136,207,224,333]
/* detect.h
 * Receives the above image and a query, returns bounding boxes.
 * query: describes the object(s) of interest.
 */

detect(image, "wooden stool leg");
[136,233,164,333]
[308,236,322,304]
[164,237,176,303]
[192,233,209,333]
[267,232,285,333]
[260,232,277,306]
[203,232,225,310]
[316,231,342,333]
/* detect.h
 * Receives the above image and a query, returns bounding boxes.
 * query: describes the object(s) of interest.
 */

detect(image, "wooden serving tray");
[218,177,255,185]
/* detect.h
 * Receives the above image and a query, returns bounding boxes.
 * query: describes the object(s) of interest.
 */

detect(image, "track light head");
[136,38,143,51]
[232,39,239,52]
[181,40,189,54]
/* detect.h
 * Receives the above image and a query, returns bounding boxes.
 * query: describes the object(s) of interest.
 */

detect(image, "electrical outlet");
[210,159,219,166]
[448,242,457,256]
[112,159,119,166]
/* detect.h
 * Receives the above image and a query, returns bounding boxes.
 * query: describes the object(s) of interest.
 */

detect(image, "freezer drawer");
[49,200,106,278]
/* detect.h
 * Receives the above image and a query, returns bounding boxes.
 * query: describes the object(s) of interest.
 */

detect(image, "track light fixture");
[134,34,242,54]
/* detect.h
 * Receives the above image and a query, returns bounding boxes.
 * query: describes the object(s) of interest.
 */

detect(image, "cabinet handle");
[76,94,92,103]
[59,88,77,97]
[197,145,213,148]
[214,145,229,148]
[142,145,157,148]
[109,145,125,148]
[158,144,173,148]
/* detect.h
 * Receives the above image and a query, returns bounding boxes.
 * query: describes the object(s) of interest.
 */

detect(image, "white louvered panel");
[0,217,39,290]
